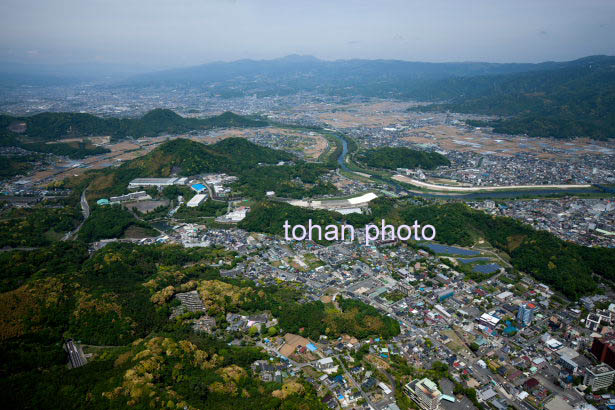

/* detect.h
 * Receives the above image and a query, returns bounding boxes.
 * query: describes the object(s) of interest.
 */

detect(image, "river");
[336,134,349,171]
[334,133,611,199]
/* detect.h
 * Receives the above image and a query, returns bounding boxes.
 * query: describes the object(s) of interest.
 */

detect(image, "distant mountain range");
[119,54,571,97]
[2,54,615,138]
[1,54,597,93]
[122,54,615,139]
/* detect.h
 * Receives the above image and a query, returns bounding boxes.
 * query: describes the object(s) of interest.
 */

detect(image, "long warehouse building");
[128,177,187,188]
[187,194,207,208]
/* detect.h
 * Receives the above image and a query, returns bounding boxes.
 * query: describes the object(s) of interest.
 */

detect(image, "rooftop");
[414,378,442,398]
[587,364,615,375]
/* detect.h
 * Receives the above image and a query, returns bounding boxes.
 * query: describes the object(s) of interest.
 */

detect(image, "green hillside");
[77,205,157,242]
[356,147,450,170]
[78,138,335,200]
[0,154,42,178]
[0,128,110,160]
[0,206,82,248]
[0,109,268,142]
[121,137,293,176]
[413,56,615,139]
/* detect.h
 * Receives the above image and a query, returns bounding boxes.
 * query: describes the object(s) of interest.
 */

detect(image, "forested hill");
[126,137,295,177]
[76,137,336,200]
[0,109,268,141]
[413,55,615,139]
[356,147,450,170]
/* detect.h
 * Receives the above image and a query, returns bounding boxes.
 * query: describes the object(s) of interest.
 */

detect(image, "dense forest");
[174,200,228,220]
[3,334,325,410]
[356,147,450,170]
[272,296,400,340]
[0,241,89,293]
[0,205,81,247]
[0,153,42,177]
[238,201,342,242]
[0,241,396,409]
[77,205,157,242]
[233,162,337,199]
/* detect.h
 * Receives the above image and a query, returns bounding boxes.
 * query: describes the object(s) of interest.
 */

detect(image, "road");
[338,355,378,409]
[257,341,378,408]
[80,189,90,219]
[472,248,512,269]
[392,175,592,193]
[534,374,584,406]
[62,188,90,241]
[65,339,87,368]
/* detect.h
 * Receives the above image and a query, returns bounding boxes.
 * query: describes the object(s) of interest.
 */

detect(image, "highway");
[80,189,90,219]
[65,339,87,368]
[62,188,90,241]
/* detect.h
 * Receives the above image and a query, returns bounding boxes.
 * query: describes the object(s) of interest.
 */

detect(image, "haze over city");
[1,0,615,68]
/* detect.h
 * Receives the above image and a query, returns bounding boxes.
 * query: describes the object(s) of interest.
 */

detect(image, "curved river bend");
[335,133,610,199]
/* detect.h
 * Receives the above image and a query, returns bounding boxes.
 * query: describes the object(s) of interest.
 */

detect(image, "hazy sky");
[1,0,614,68]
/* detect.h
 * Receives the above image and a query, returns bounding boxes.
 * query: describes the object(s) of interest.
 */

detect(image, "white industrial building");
[315,357,336,373]
[213,184,231,196]
[110,191,151,204]
[226,207,249,222]
[336,207,362,215]
[187,194,207,208]
[128,177,187,189]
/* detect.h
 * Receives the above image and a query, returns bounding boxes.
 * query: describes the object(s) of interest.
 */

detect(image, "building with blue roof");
[331,375,344,384]
[441,394,456,403]
[191,183,206,193]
